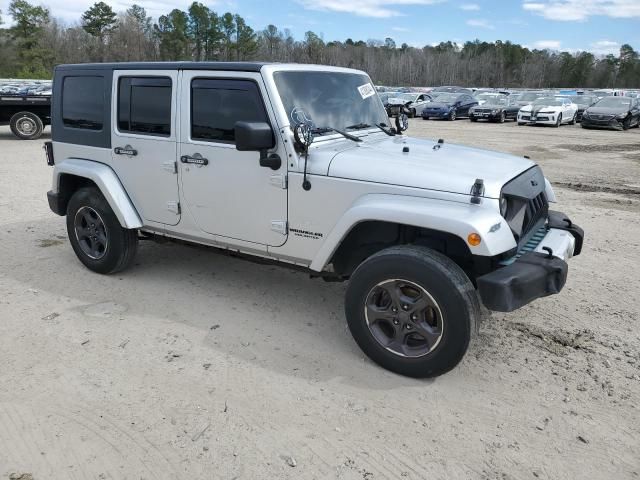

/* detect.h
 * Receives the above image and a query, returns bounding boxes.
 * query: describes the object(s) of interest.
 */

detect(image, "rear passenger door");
[178,71,288,248]
[110,70,180,226]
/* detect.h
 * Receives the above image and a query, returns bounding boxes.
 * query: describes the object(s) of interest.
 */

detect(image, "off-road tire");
[345,245,479,378]
[9,111,44,140]
[66,187,138,274]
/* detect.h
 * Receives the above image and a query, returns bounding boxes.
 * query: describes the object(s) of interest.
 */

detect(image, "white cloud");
[391,26,410,32]
[466,18,494,29]
[589,39,621,55]
[532,40,562,49]
[523,0,640,21]
[300,0,445,18]
[460,3,480,10]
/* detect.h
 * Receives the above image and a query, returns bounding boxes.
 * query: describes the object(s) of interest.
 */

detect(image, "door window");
[118,77,172,136]
[191,79,269,144]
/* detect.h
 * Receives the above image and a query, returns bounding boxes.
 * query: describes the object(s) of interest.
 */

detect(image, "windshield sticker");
[357,83,376,100]
[291,107,313,125]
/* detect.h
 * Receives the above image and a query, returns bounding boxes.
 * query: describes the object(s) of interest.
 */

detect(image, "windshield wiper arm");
[376,122,396,136]
[311,126,362,143]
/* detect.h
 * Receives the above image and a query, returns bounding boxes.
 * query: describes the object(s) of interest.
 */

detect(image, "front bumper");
[469,111,501,121]
[517,113,558,125]
[423,110,450,118]
[477,211,584,312]
[581,116,624,130]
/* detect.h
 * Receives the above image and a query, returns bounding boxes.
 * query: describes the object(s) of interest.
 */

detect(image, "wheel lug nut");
[392,307,398,313]
[402,305,409,311]
[393,319,399,325]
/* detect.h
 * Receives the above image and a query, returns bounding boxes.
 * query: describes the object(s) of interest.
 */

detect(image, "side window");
[191,79,268,144]
[118,77,172,136]
[62,76,104,130]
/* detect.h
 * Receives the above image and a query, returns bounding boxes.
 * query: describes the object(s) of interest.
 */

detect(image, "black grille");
[522,191,548,237]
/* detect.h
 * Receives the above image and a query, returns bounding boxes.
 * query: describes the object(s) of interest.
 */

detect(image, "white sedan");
[517,97,578,127]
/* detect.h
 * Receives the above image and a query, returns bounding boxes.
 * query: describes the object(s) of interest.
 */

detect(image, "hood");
[324,135,535,199]
[585,105,628,115]
[425,101,454,109]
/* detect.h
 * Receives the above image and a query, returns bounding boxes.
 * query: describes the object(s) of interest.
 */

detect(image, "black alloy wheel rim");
[74,206,108,260]
[364,279,444,358]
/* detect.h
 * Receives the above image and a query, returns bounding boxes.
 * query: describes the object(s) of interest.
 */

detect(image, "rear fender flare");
[52,158,142,229]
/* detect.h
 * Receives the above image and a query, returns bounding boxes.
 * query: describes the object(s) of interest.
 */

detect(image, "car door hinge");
[167,201,181,215]
[271,220,288,235]
[162,161,177,174]
[269,173,288,189]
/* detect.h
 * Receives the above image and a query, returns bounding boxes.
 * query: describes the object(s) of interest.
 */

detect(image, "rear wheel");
[345,245,479,378]
[66,187,138,274]
[9,111,44,140]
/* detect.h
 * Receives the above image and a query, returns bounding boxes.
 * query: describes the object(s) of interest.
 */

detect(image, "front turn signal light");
[468,233,482,246]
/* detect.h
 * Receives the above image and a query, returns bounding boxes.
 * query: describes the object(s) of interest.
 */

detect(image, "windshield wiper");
[376,122,396,136]
[311,126,362,142]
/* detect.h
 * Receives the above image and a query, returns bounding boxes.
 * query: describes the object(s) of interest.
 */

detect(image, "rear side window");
[118,77,172,136]
[62,76,104,130]
[191,79,268,143]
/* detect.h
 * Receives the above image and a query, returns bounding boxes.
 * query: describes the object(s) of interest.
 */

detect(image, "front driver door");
[178,71,288,247]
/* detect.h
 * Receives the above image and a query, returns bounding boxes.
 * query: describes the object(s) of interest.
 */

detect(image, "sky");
[1,0,639,56]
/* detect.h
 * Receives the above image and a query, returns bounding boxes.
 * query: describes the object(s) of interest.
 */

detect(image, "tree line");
[0,0,638,88]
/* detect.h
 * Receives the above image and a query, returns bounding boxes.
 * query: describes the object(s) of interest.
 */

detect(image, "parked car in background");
[581,96,640,130]
[395,92,434,117]
[564,95,598,122]
[517,97,578,127]
[422,93,478,120]
[468,95,519,123]
[474,92,507,105]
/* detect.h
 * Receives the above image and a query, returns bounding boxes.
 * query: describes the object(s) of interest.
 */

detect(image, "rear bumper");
[477,211,584,312]
[47,190,65,216]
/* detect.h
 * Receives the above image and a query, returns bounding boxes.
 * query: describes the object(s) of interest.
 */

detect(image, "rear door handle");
[114,145,137,156]
[180,153,209,166]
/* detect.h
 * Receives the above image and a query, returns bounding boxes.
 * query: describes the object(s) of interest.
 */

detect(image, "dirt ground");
[1,119,639,480]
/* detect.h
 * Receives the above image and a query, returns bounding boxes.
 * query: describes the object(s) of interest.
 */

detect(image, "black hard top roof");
[55,61,269,72]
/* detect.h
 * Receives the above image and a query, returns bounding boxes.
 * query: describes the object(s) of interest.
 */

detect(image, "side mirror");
[235,121,275,151]
[235,121,280,170]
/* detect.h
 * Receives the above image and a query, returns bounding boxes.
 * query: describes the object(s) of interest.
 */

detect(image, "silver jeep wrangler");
[45,62,584,377]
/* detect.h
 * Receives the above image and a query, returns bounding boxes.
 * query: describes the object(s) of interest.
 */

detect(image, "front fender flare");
[52,158,143,229]
[309,194,516,271]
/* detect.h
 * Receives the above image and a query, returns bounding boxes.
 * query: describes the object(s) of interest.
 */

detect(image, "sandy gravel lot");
[1,120,639,480]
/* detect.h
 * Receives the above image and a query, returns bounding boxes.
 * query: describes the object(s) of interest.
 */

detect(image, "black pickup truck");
[0,94,51,139]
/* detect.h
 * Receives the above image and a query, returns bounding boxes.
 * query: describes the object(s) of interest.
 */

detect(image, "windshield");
[519,92,541,101]
[533,97,563,107]
[569,96,595,106]
[434,93,459,103]
[595,96,631,108]
[482,96,509,106]
[274,71,389,133]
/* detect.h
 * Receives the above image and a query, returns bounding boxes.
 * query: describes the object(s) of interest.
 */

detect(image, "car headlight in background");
[491,109,498,114]
[616,113,628,119]
[499,195,508,217]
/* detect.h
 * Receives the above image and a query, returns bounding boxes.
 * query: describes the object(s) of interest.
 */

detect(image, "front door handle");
[181,153,209,166]
[114,145,137,156]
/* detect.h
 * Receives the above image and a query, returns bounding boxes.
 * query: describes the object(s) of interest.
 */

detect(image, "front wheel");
[9,111,44,140]
[622,116,631,130]
[569,112,576,125]
[66,187,138,274]
[448,110,457,121]
[345,245,479,378]
[555,113,562,127]
[499,111,506,123]
[409,108,416,118]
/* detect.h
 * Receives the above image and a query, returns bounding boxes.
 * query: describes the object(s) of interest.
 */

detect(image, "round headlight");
[500,196,508,217]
